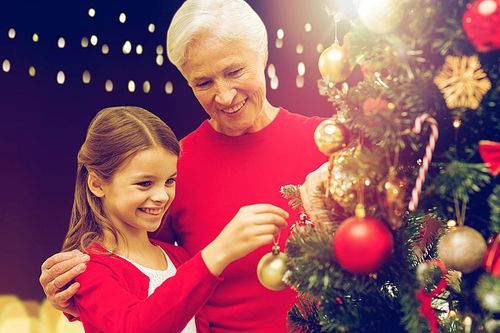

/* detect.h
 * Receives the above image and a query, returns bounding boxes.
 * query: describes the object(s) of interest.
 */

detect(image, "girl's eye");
[166,178,176,186]
[137,181,152,187]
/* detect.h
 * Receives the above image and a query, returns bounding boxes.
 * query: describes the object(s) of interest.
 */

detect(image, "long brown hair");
[62,106,180,253]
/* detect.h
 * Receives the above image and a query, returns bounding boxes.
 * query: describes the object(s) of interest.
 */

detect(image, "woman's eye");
[137,181,152,187]
[230,68,242,76]
[196,80,211,88]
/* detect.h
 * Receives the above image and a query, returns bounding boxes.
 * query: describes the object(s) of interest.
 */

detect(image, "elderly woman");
[39,0,326,332]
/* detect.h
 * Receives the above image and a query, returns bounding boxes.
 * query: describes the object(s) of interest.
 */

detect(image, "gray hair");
[167,0,268,72]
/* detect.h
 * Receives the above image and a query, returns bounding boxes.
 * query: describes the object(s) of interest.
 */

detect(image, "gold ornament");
[257,245,289,291]
[437,225,487,273]
[433,54,492,110]
[314,119,350,156]
[377,168,407,229]
[357,0,404,34]
[318,41,353,83]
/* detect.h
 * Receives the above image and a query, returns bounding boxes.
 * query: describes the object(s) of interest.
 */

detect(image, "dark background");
[0,0,354,302]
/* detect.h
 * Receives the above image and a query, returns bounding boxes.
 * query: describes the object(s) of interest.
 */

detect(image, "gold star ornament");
[433,54,491,110]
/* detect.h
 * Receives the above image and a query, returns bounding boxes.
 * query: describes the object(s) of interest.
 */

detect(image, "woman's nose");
[215,82,237,105]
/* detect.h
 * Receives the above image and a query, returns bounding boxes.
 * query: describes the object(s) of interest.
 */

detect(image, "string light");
[148,24,155,33]
[453,117,461,128]
[136,45,143,54]
[277,29,284,39]
[447,220,457,228]
[8,28,16,39]
[32,34,39,42]
[119,13,126,23]
[88,8,95,17]
[90,35,98,46]
[29,66,36,76]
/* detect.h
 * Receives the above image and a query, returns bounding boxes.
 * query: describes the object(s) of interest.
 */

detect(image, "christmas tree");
[272,0,500,331]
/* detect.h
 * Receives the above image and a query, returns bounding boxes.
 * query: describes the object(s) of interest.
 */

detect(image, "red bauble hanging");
[463,0,500,53]
[333,215,394,275]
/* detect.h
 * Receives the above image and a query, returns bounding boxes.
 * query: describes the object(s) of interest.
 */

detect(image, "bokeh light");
[298,62,305,76]
[296,74,304,88]
[156,45,163,54]
[90,35,98,46]
[305,23,312,32]
[102,44,109,54]
[8,28,16,39]
[165,81,173,94]
[128,80,135,92]
[119,13,126,23]
[143,81,151,93]
[58,37,65,48]
[82,70,91,84]
[270,75,279,90]
[156,54,164,66]
[29,66,36,76]
[88,8,95,17]
[275,39,283,49]
[296,44,303,54]
[105,80,113,92]
[56,71,65,84]
[277,29,284,39]
[148,23,155,33]
[122,41,132,54]
[81,37,89,48]
[267,63,276,78]
[136,45,143,54]
[2,59,11,72]
[32,34,39,42]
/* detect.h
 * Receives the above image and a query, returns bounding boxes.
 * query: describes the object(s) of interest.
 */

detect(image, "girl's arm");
[75,251,220,333]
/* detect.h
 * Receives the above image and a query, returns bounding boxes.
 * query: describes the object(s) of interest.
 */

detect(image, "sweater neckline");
[200,107,286,145]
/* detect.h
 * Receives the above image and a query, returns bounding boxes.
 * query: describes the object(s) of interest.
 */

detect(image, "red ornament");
[482,234,500,277]
[333,215,394,275]
[362,98,393,126]
[478,140,500,176]
[463,0,500,53]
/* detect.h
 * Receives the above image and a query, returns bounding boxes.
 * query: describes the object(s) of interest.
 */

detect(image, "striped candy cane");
[408,114,439,212]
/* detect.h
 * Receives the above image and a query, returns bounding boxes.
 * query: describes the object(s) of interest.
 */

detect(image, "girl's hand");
[201,204,288,276]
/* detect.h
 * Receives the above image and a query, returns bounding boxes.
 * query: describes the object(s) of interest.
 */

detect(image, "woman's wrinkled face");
[181,38,269,136]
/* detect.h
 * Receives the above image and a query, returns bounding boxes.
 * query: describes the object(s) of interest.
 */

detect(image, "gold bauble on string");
[257,245,289,291]
[377,168,408,230]
[318,40,353,83]
[437,225,487,274]
[314,119,350,156]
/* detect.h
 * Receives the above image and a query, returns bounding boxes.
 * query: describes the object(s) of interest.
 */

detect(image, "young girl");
[62,106,288,333]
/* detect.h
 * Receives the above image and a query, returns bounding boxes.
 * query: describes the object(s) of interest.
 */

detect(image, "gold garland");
[433,54,491,110]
